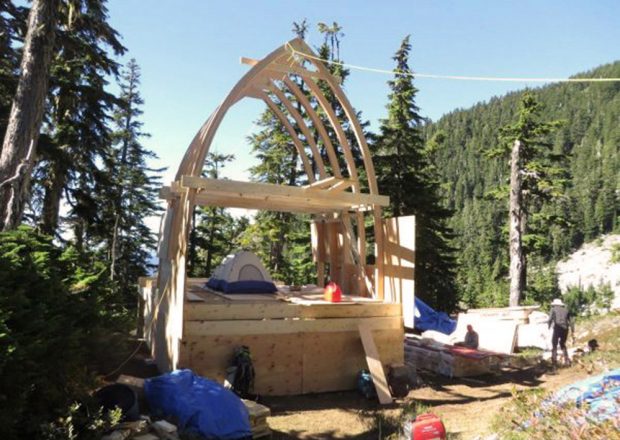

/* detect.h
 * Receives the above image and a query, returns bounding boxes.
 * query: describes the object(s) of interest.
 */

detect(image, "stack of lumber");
[404,335,503,378]
[243,399,271,439]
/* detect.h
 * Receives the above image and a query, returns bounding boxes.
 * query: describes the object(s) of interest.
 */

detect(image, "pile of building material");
[419,306,552,353]
[404,335,503,378]
[243,399,272,439]
[405,305,558,377]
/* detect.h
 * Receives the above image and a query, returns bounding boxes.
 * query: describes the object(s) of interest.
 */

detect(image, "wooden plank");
[358,323,392,404]
[268,84,327,178]
[184,316,402,336]
[180,175,390,208]
[182,333,303,396]
[192,192,331,214]
[240,55,327,80]
[302,328,403,393]
[281,77,342,177]
[382,264,415,280]
[300,304,401,319]
[184,302,401,321]
[184,303,301,321]
[304,176,340,189]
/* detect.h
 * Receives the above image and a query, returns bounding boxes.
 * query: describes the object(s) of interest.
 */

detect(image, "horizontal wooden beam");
[184,302,402,321]
[303,176,357,191]
[184,316,402,336]
[240,56,325,80]
[180,175,389,209]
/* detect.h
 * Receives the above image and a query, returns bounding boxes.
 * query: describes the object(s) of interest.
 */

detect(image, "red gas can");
[402,413,446,440]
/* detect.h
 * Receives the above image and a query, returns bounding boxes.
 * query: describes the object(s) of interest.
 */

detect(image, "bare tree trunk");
[509,139,524,306]
[0,0,57,231]
[40,158,67,235]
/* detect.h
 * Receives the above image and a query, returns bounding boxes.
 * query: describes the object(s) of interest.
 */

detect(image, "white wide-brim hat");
[551,298,564,306]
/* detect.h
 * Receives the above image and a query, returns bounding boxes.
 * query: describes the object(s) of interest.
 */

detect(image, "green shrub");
[0,227,129,439]
[563,283,614,316]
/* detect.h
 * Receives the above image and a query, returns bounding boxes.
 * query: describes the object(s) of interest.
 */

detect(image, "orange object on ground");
[323,281,342,302]
[403,413,446,439]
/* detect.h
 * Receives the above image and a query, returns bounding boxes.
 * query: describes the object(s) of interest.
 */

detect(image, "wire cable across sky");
[285,42,620,83]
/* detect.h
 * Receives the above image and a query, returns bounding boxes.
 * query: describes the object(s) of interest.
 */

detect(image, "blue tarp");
[548,368,620,423]
[413,297,457,335]
[144,369,251,439]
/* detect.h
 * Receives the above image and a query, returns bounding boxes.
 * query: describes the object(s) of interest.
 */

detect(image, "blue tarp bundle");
[414,297,457,335]
[549,368,620,423]
[144,369,251,439]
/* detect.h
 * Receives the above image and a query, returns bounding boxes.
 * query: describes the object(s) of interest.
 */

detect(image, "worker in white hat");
[548,298,574,368]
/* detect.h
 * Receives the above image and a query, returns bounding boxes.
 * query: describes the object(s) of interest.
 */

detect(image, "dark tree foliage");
[486,93,564,306]
[188,152,248,278]
[100,59,162,303]
[35,0,126,241]
[0,2,26,138]
[425,61,620,307]
[373,36,457,311]
[0,227,128,440]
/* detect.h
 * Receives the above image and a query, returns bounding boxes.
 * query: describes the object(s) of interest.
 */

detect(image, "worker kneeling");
[455,324,479,349]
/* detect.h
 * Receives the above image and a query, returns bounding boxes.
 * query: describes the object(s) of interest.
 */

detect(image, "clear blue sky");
[107,0,619,184]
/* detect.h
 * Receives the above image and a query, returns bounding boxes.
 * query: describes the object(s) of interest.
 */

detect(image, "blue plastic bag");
[144,369,251,439]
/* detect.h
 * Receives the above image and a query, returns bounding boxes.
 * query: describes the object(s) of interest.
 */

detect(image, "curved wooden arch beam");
[295,75,359,185]
[255,90,315,182]
[287,39,386,299]
[297,71,368,293]
[288,39,379,195]
[267,82,327,179]
[281,77,342,179]
[188,43,295,178]
[176,109,217,180]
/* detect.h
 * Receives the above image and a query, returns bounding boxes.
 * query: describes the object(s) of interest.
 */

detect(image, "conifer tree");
[0,0,58,231]
[103,59,162,301]
[36,0,125,240]
[487,93,564,306]
[373,36,457,310]
[188,152,248,277]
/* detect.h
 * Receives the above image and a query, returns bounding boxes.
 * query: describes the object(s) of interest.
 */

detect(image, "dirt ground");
[260,364,590,439]
[110,313,618,440]
[261,313,620,439]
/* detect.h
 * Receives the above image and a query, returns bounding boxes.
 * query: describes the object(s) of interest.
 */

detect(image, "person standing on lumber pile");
[455,325,479,349]
[548,298,575,368]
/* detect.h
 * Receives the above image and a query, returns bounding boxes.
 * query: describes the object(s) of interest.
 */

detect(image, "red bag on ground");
[402,413,446,439]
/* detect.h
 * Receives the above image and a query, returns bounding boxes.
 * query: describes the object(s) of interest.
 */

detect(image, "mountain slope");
[425,61,620,307]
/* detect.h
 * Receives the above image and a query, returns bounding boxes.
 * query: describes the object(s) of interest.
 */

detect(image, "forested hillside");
[426,61,620,307]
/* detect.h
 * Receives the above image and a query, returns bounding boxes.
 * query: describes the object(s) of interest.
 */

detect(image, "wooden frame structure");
[143,39,413,396]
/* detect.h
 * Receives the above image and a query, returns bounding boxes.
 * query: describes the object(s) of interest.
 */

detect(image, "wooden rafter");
[281,77,342,177]
[177,176,388,209]
[267,82,327,178]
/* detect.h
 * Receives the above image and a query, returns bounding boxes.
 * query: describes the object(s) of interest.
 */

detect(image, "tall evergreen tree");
[188,152,248,277]
[487,93,564,306]
[36,0,125,241]
[102,59,162,301]
[373,36,457,310]
[0,0,58,231]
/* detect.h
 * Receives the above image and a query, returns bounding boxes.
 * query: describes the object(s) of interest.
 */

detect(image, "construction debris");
[243,399,271,439]
[405,334,503,378]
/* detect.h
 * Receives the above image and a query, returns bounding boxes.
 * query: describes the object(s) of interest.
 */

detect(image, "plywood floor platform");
[179,278,404,396]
